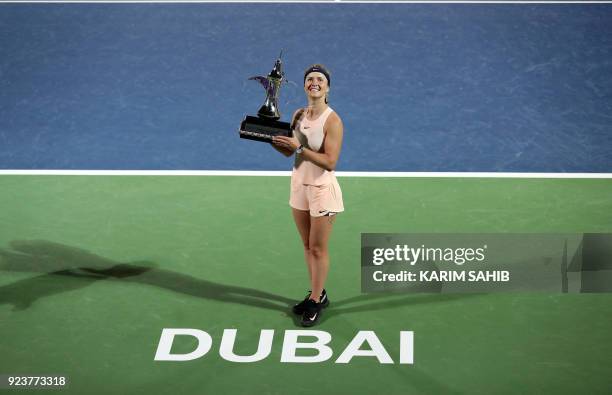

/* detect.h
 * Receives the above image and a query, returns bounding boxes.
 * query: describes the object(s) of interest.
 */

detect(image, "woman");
[273,64,344,327]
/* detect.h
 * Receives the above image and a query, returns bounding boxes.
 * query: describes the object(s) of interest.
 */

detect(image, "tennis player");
[272,64,344,327]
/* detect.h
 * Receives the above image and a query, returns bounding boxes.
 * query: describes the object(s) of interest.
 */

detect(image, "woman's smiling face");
[304,72,329,101]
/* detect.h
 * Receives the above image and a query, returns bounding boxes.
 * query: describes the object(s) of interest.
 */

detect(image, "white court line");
[3,1,612,4]
[0,170,611,178]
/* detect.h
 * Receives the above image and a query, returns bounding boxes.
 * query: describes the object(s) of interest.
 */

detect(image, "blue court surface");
[1,3,611,172]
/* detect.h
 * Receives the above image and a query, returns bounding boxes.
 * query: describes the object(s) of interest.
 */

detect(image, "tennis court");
[1,3,611,394]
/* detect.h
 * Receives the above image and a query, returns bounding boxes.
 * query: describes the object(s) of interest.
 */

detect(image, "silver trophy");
[239,53,292,142]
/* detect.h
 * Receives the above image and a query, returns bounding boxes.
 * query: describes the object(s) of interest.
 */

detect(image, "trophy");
[239,53,292,142]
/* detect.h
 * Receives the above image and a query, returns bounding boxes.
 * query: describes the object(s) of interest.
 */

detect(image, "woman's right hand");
[270,140,294,157]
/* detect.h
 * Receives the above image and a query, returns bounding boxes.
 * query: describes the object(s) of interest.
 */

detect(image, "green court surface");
[1,175,611,394]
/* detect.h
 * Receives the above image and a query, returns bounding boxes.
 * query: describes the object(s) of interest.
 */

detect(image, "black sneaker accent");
[292,291,312,315]
[319,289,330,308]
[292,289,329,315]
[301,299,322,327]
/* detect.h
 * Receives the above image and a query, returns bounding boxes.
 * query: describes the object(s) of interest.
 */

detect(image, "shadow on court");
[0,240,479,320]
[0,239,293,312]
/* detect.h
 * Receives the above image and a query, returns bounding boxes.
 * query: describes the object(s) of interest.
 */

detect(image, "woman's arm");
[273,113,343,171]
[270,108,304,157]
[270,142,294,157]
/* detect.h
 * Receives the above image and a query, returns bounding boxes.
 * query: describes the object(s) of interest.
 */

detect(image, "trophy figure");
[239,54,292,142]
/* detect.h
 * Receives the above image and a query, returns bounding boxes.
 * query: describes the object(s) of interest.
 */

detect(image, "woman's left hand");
[273,135,300,151]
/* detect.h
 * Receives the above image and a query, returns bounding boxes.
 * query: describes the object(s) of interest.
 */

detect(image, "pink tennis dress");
[289,107,344,217]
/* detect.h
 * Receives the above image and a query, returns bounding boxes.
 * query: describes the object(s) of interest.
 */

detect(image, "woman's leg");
[292,208,313,284]
[308,215,336,302]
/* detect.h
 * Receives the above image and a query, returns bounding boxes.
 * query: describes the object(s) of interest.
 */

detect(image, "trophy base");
[239,115,292,143]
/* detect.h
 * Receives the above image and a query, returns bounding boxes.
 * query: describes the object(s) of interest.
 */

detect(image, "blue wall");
[1,4,611,171]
